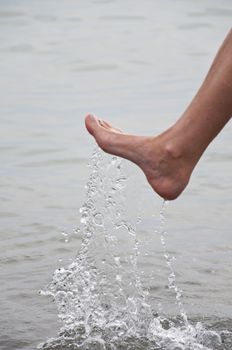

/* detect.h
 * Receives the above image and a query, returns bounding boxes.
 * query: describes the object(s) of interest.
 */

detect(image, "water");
[0,0,232,349]
[38,150,228,349]
[159,201,188,326]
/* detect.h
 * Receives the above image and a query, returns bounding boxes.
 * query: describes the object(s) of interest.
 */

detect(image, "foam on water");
[38,149,225,350]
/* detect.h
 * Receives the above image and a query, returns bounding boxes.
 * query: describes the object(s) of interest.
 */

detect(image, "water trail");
[159,200,188,326]
[38,150,224,350]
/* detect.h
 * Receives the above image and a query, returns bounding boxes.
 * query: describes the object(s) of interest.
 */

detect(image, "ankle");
[163,124,203,165]
[157,126,186,161]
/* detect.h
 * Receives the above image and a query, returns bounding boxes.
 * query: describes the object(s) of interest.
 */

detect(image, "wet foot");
[85,114,197,200]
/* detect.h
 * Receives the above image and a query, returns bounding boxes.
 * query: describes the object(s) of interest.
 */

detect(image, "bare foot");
[85,114,197,200]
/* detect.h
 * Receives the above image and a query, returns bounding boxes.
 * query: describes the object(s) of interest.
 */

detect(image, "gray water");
[0,0,232,349]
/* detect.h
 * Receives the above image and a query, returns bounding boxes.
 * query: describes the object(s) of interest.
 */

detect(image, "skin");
[85,29,232,200]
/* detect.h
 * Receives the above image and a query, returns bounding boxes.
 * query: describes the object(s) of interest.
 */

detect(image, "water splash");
[38,149,224,350]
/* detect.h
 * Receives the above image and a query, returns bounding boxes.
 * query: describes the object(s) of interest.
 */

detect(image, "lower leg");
[171,28,232,161]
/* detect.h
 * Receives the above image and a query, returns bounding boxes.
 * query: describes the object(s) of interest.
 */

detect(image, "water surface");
[0,1,232,349]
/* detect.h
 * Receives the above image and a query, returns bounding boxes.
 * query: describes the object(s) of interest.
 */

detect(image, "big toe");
[85,114,99,136]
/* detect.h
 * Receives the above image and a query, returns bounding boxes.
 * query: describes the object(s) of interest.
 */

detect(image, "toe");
[85,114,99,136]
[99,120,111,129]
[100,120,122,133]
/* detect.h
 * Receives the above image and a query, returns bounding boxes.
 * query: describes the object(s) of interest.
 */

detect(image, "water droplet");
[85,231,92,239]
[93,212,103,226]
[111,156,117,165]
[73,227,81,234]
[115,176,127,190]
[116,274,122,282]
[61,231,68,237]
[80,214,88,224]
[114,256,120,266]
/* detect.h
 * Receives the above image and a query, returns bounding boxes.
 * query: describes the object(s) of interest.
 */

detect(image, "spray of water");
[38,149,223,350]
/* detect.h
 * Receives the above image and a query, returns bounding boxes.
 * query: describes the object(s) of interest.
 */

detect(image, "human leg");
[85,29,232,200]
